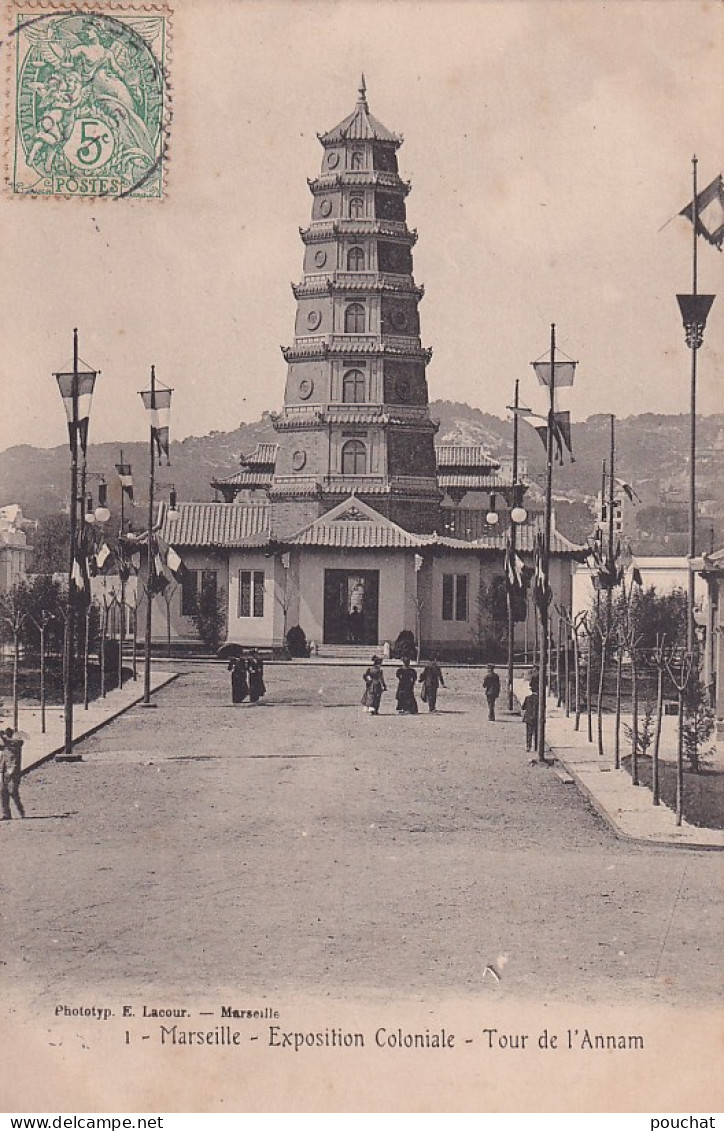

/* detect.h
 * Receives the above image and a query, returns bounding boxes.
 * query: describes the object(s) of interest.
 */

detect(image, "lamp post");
[139,367,173,706]
[115,452,134,688]
[505,379,529,710]
[676,159,716,652]
[54,330,98,760]
[530,325,577,762]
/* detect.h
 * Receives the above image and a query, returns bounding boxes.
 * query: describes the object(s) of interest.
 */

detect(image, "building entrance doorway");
[323,569,379,645]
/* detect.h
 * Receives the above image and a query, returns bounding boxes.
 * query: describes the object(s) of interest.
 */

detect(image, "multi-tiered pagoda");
[156,84,581,655]
[269,79,441,538]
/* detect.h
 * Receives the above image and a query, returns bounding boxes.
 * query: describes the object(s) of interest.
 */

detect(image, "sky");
[2,0,723,455]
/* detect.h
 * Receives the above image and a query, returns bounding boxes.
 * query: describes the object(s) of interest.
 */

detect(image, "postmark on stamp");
[10,7,170,199]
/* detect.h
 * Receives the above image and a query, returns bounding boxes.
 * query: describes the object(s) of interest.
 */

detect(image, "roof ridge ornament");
[357,74,368,110]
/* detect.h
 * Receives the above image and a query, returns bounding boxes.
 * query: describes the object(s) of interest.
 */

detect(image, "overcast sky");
[2,0,722,454]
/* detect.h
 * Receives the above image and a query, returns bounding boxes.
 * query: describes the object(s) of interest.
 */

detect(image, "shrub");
[391,629,416,660]
[286,625,310,657]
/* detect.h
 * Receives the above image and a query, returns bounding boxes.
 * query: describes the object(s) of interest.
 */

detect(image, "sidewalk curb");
[22,672,180,775]
[548,742,724,853]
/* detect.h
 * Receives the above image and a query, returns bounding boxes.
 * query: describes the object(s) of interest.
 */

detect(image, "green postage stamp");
[10,6,170,199]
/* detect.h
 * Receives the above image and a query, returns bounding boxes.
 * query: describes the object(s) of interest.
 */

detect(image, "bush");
[191,583,227,653]
[391,629,416,660]
[286,625,310,657]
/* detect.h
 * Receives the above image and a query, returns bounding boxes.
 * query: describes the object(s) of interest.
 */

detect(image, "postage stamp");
[9,7,171,199]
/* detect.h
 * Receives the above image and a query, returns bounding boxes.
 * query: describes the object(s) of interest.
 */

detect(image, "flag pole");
[506,379,520,711]
[537,324,556,763]
[143,367,156,707]
[118,447,126,691]
[687,155,698,654]
[62,329,80,758]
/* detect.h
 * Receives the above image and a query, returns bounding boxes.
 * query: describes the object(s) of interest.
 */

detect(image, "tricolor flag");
[504,539,525,590]
[532,533,551,611]
[55,369,97,456]
[140,385,173,465]
[95,542,111,571]
[679,174,724,251]
[116,462,134,501]
[615,478,641,504]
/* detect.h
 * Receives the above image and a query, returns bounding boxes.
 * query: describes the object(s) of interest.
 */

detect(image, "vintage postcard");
[1,0,723,1115]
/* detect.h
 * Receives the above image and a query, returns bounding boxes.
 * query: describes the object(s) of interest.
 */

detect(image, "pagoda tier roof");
[158,502,271,548]
[292,276,424,299]
[300,221,417,245]
[308,173,411,195]
[210,469,273,490]
[270,476,441,499]
[240,441,278,467]
[318,83,401,148]
[438,473,513,490]
[281,340,432,362]
[435,444,500,470]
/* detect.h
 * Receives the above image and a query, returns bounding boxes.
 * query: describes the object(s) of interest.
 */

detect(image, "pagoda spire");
[357,74,368,109]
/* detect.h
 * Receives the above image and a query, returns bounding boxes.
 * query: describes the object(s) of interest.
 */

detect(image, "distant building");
[694,548,724,734]
[0,505,29,592]
[572,557,706,618]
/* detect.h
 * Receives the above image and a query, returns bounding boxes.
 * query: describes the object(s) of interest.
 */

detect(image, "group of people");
[228,651,266,705]
[361,655,446,716]
[360,656,540,751]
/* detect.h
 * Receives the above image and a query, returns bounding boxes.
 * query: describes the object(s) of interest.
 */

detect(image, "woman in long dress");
[361,655,386,715]
[247,650,266,703]
[228,656,248,704]
[395,656,418,715]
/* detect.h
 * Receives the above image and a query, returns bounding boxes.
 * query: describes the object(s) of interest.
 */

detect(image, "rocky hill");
[2,405,722,550]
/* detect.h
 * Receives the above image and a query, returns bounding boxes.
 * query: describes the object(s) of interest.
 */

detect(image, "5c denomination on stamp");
[9,5,171,199]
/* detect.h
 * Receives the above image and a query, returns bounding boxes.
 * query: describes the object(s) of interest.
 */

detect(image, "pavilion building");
[147,83,580,657]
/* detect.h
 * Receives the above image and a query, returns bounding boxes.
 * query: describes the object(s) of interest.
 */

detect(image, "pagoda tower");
[270,80,441,537]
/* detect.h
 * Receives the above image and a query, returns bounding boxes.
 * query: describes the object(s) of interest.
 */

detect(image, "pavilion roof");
[158,502,271,548]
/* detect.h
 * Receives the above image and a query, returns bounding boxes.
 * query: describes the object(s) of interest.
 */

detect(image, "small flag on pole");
[679,174,724,250]
[615,477,641,504]
[116,462,134,501]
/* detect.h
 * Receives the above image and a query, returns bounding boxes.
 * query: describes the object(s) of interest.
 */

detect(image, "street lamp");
[54,329,98,760]
[530,325,577,762]
[139,366,173,707]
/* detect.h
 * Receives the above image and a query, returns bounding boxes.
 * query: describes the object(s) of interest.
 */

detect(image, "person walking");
[247,650,266,703]
[521,687,539,753]
[228,655,249,704]
[482,664,501,721]
[395,656,419,715]
[0,727,26,820]
[419,657,445,712]
[361,655,387,715]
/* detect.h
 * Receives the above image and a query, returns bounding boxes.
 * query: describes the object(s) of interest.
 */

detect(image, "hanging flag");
[140,385,173,465]
[166,546,183,579]
[533,420,567,465]
[116,462,134,501]
[532,533,551,611]
[679,174,724,250]
[95,542,111,571]
[531,359,577,388]
[615,477,640,504]
[632,564,643,587]
[55,370,97,456]
[504,538,525,590]
[553,411,574,460]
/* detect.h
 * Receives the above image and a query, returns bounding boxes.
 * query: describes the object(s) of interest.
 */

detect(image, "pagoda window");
[344,303,365,334]
[349,195,364,219]
[342,369,366,403]
[341,439,367,475]
[347,246,365,271]
[350,150,364,170]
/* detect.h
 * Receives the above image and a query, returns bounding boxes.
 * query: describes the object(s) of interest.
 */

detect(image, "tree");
[191,581,226,653]
[474,574,508,661]
[683,674,715,773]
[28,513,71,575]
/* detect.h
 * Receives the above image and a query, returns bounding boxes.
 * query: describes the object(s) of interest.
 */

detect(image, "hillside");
[2,406,722,549]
